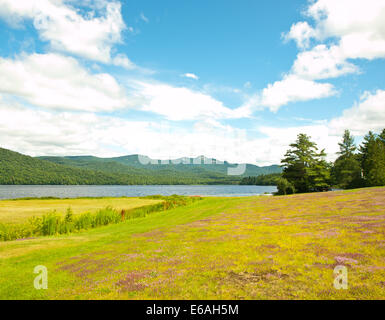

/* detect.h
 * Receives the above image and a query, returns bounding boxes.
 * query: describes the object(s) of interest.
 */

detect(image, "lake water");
[0,185,277,200]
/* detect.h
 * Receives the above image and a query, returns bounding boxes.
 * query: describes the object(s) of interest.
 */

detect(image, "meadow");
[0,187,384,299]
[0,197,162,224]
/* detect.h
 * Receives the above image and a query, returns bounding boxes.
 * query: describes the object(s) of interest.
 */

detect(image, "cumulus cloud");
[0,0,128,65]
[0,52,247,120]
[0,100,288,166]
[291,44,359,80]
[0,102,151,157]
[244,0,385,113]
[329,89,385,136]
[286,0,385,76]
[0,53,131,112]
[135,82,242,121]
[0,0,383,166]
[241,75,336,113]
[307,0,385,45]
[0,102,254,164]
[1,88,383,165]
[283,21,317,49]
[112,54,136,69]
[258,75,336,112]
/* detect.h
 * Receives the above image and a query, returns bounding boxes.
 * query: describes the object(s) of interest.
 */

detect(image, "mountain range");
[0,147,281,185]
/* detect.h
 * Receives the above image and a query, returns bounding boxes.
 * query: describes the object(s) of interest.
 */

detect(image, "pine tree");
[379,129,385,145]
[359,131,376,185]
[366,140,385,186]
[307,148,331,191]
[358,131,376,174]
[338,130,356,157]
[332,130,362,189]
[358,129,385,187]
[281,133,331,193]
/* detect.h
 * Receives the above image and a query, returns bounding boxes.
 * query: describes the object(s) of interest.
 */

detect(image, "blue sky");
[0,0,384,165]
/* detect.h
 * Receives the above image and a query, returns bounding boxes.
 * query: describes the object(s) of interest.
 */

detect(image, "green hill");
[0,147,282,185]
[39,154,282,179]
[0,148,129,185]
[37,155,241,184]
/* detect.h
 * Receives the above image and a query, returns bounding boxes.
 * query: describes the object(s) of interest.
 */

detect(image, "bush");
[276,178,295,195]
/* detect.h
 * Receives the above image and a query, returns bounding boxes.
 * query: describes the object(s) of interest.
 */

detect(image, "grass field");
[0,197,163,224]
[0,187,384,299]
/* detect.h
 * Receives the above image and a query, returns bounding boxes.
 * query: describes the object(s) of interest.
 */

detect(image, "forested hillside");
[0,148,129,185]
[1,148,281,185]
[39,154,282,178]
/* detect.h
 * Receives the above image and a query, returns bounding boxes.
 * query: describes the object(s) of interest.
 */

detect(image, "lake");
[0,185,277,200]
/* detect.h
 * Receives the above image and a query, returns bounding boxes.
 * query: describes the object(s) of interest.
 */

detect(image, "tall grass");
[0,195,202,241]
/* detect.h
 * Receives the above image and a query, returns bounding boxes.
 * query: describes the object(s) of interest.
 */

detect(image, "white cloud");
[0,0,127,64]
[339,32,385,60]
[112,53,136,69]
[0,102,256,164]
[291,44,359,80]
[136,82,242,121]
[0,52,245,121]
[329,89,385,136]
[307,0,385,43]
[242,75,336,112]
[260,75,336,111]
[0,53,131,112]
[182,73,199,80]
[283,21,317,49]
[244,0,385,113]
[1,88,383,166]
[287,0,385,72]
[0,0,383,166]
[0,103,151,157]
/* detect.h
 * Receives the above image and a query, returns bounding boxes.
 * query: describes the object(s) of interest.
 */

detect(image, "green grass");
[0,188,385,299]
[0,197,162,225]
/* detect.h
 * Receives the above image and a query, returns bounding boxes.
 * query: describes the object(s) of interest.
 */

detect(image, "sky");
[0,0,384,166]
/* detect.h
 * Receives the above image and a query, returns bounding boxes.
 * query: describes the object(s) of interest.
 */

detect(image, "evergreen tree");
[379,128,385,146]
[332,130,362,189]
[281,133,331,193]
[358,129,385,187]
[338,130,356,157]
[366,140,385,186]
[307,148,331,191]
[358,131,376,174]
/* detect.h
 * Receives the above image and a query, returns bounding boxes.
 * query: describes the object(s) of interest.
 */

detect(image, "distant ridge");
[0,147,281,185]
[39,154,282,177]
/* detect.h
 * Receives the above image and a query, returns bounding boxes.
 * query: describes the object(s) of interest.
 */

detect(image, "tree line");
[239,173,281,186]
[276,128,385,195]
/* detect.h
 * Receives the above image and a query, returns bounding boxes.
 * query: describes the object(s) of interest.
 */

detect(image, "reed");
[0,195,202,241]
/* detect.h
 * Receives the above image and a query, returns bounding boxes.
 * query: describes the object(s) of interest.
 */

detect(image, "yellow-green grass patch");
[0,197,163,225]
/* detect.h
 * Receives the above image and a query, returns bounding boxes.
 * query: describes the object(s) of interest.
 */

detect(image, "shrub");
[276,178,295,195]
